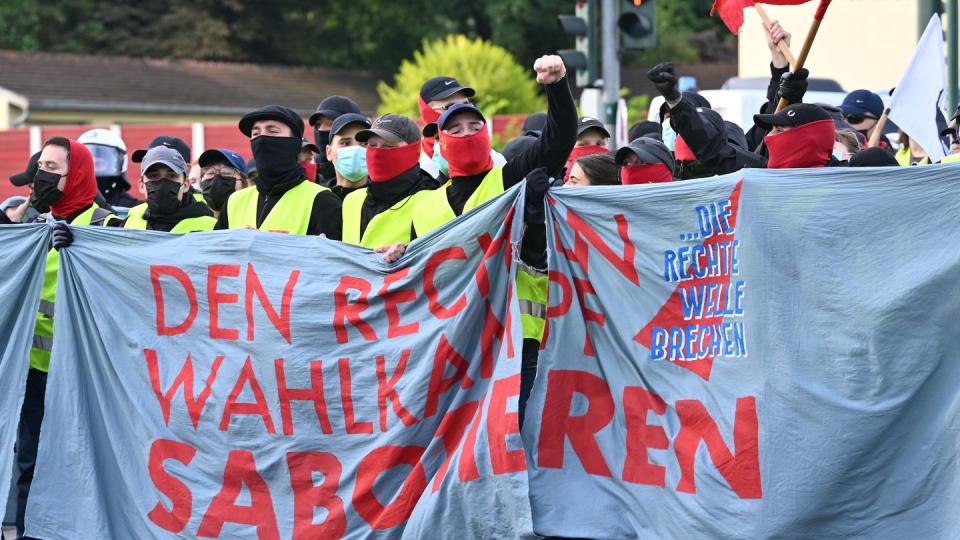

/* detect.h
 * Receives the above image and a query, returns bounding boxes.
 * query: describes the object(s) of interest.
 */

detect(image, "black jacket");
[669,97,767,178]
[214,178,342,239]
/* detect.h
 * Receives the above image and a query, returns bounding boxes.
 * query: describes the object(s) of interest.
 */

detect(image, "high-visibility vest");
[31,204,117,373]
[941,152,960,164]
[411,167,505,237]
[225,180,327,234]
[895,148,930,166]
[517,263,548,341]
[124,203,216,233]
[342,188,433,248]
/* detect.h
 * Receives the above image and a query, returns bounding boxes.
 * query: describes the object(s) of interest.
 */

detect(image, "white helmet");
[78,128,128,176]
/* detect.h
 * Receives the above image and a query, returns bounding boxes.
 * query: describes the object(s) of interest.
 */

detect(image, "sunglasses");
[844,114,878,124]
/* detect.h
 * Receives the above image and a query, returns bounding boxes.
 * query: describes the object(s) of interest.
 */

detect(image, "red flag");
[711,0,811,34]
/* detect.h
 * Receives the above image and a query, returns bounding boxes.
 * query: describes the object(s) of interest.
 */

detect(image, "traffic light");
[618,0,656,50]
[558,0,598,87]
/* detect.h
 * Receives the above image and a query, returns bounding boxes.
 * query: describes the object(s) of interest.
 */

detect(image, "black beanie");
[848,147,899,167]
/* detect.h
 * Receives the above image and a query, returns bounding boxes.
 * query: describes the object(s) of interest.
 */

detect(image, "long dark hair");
[575,153,619,185]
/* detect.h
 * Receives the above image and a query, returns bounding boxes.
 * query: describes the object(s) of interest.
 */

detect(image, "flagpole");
[868,109,890,148]
[776,0,833,112]
[754,5,797,68]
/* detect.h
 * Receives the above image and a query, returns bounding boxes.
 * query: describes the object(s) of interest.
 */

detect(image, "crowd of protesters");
[1,18,959,540]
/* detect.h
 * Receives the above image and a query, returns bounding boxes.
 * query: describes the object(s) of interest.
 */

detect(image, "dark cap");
[355,114,422,144]
[419,76,476,103]
[246,158,257,175]
[628,121,661,143]
[522,112,547,137]
[577,116,611,138]
[615,137,676,172]
[198,148,247,173]
[309,95,362,127]
[848,147,899,167]
[422,103,486,137]
[301,139,321,154]
[10,151,40,186]
[331,113,372,137]
[839,89,884,118]
[132,136,191,164]
[141,146,187,175]
[502,135,538,163]
[753,103,832,131]
[239,105,305,138]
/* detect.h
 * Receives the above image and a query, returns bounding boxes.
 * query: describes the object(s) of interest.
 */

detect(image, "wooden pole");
[776,0,833,112]
[867,109,890,148]
[754,5,796,67]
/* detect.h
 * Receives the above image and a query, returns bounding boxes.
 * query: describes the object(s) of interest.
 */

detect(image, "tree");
[377,35,544,117]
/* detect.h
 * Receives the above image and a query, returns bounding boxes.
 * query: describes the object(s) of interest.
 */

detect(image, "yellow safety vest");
[342,188,433,248]
[940,152,960,163]
[31,203,117,372]
[225,180,327,235]
[517,263,548,341]
[124,202,216,233]
[411,167,505,237]
[895,148,930,166]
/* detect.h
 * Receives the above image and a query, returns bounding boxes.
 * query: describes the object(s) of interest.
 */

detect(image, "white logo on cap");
[444,80,455,86]
[787,110,796,117]
[856,99,864,104]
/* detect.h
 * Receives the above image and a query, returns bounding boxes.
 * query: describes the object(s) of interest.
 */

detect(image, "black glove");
[52,221,73,250]
[524,167,551,226]
[777,68,809,105]
[647,62,681,103]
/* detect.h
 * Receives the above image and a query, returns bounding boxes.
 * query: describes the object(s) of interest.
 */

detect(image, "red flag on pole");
[711,0,812,34]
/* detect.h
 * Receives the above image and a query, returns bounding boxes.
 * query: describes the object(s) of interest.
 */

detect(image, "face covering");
[564,145,607,181]
[620,163,674,185]
[765,120,836,169]
[50,140,98,219]
[432,145,449,176]
[661,121,678,151]
[334,146,368,182]
[418,96,441,158]
[832,150,846,162]
[302,161,318,182]
[366,143,421,183]
[33,170,65,209]
[314,129,330,152]
[440,127,493,178]
[251,135,304,191]
[146,179,183,215]
[200,176,236,212]
[674,136,697,161]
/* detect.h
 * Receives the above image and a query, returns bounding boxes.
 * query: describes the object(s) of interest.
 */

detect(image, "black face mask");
[314,128,330,158]
[33,170,65,209]
[251,135,304,191]
[146,180,183,215]
[200,175,237,212]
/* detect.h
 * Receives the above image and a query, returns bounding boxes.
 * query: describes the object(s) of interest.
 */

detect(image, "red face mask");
[51,139,98,218]
[620,163,674,185]
[765,119,836,169]
[440,127,493,178]
[366,143,421,183]
[418,96,441,158]
[301,161,318,182]
[674,136,697,161]
[564,145,608,181]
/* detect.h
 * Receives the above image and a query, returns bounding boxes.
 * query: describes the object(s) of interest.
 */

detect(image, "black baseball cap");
[419,76,476,103]
[331,113,372,137]
[615,137,676,172]
[10,151,40,186]
[132,136,191,164]
[522,112,547,137]
[355,114,422,144]
[577,116,611,138]
[309,95,362,127]
[422,103,487,137]
[628,121,661,142]
[239,105,305,138]
[753,103,832,131]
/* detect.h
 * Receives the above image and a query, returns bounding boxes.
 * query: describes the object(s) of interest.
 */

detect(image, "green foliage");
[622,0,729,66]
[627,94,652,127]
[377,35,544,117]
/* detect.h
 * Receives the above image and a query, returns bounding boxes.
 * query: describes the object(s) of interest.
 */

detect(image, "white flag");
[888,14,950,162]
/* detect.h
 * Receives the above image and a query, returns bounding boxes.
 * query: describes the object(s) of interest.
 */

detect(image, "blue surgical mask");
[661,120,677,151]
[334,146,367,182]
[432,145,449,176]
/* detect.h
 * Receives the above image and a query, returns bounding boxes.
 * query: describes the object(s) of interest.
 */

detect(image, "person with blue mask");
[325,113,372,200]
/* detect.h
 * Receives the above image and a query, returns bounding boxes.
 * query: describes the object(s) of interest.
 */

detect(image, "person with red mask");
[340,113,436,248]
[563,117,611,182]
[17,136,118,539]
[754,103,839,169]
[614,137,677,184]
[299,139,321,183]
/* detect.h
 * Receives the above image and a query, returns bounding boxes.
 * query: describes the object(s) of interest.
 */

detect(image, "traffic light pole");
[601,0,620,148]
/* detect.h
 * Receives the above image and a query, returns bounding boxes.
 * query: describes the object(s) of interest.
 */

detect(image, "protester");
[849,147,900,167]
[216,105,342,237]
[195,148,249,218]
[833,129,862,163]
[502,135,538,163]
[246,158,258,183]
[8,150,118,220]
[840,89,893,150]
[614,137,676,184]
[309,95,364,181]
[77,128,140,208]
[17,136,118,539]
[418,75,475,164]
[326,112,372,199]
[300,139,321,182]
[628,120,662,142]
[895,132,931,165]
[343,114,435,247]
[754,103,839,169]
[131,135,191,165]
[563,117,610,181]
[522,111,548,137]
[566,152,620,186]
[744,19,794,150]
